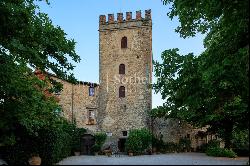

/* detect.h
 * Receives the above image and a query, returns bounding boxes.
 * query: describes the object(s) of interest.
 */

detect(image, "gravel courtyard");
[58,153,249,165]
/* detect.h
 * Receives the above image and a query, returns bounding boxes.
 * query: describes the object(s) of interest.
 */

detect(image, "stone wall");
[152,118,224,151]
[51,76,99,133]
[98,10,152,140]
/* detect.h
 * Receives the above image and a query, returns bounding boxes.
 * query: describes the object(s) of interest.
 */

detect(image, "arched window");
[119,64,125,74]
[121,36,127,48]
[119,86,125,98]
[89,83,95,96]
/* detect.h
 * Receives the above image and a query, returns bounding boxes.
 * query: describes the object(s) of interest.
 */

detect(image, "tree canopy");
[153,0,249,148]
[0,0,80,146]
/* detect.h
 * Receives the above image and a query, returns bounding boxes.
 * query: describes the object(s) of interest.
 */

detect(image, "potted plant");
[28,153,41,165]
[128,150,133,156]
[91,144,101,156]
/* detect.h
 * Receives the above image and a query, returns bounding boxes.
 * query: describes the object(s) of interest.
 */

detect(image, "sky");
[38,0,205,108]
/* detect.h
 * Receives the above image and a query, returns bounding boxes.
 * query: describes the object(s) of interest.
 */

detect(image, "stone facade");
[50,75,99,134]
[153,118,224,151]
[44,10,220,151]
[98,10,152,140]
[46,10,152,149]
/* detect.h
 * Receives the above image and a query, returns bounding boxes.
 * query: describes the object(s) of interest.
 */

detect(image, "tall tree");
[0,0,80,146]
[153,0,249,148]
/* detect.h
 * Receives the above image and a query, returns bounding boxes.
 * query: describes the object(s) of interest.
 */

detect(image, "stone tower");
[98,10,152,149]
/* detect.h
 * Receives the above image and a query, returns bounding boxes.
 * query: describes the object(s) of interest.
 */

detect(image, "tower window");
[119,86,125,98]
[89,84,95,96]
[119,64,125,74]
[121,36,127,48]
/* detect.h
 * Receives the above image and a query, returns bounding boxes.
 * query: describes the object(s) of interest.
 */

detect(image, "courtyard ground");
[57,152,249,165]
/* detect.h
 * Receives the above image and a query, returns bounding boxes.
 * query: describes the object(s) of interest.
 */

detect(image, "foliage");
[94,133,107,146]
[164,142,179,153]
[0,0,81,164]
[152,136,190,153]
[0,0,80,80]
[90,132,107,154]
[232,129,249,156]
[90,144,101,153]
[125,128,152,155]
[0,0,80,145]
[178,137,191,151]
[38,122,73,165]
[198,139,220,153]
[71,127,86,152]
[1,119,82,165]
[206,147,237,158]
[152,135,162,151]
[153,0,249,148]
[207,140,221,149]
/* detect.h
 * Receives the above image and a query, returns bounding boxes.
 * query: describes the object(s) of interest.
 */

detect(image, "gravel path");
[57,153,249,165]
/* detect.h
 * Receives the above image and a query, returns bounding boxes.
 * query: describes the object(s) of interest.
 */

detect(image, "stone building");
[47,10,153,152]
[41,10,220,153]
[98,10,152,149]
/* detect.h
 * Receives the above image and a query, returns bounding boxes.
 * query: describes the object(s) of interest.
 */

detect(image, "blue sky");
[39,0,205,108]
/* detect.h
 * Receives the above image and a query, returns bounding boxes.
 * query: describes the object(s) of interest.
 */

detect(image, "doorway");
[118,138,127,152]
[81,134,95,155]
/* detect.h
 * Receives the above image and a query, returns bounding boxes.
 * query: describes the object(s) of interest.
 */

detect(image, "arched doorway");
[80,134,95,155]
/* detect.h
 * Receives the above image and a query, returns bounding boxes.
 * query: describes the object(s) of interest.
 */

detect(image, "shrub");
[125,128,152,155]
[71,127,86,152]
[90,144,101,153]
[94,133,107,146]
[1,119,86,165]
[232,129,249,156]
[152,135,162,151]
[206,147,237,158]
[200,139,220,152]
[164,142,179,153]
[207,139,220,149]
[39,126,72,165]
[91,132,107,155]
[179,137,191,152]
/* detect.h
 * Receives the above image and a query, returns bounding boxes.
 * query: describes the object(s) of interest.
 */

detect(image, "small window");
[88,110,95,125]
[187,134,190,139]
[119,64,125,74]
[121,36,127,48]
[89,86,95,96]
[122,131,128,136]
[119,86,125,98]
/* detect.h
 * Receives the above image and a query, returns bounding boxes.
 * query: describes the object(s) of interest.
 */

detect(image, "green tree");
[0,0,80,80]
[125,128,152,155]
[0,0,80,149]
[152,0,249,148]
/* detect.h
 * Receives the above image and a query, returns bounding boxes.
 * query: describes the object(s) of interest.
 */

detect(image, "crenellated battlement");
[99,9,151,25]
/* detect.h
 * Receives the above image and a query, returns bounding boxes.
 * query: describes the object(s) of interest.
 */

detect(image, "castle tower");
[98,10,152,149]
